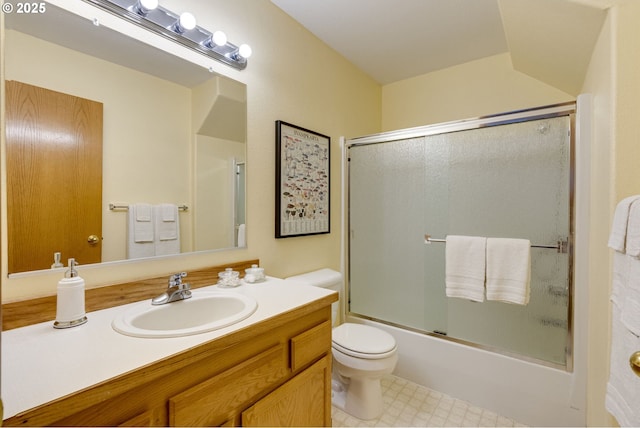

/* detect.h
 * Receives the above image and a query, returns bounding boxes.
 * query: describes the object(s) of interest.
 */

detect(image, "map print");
[279,123,329,236]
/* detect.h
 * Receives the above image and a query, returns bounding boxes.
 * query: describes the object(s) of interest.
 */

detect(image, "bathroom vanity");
[2,262,337,427]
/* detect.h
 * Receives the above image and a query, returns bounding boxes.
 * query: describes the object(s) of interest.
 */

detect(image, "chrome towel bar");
[109,203,189,211]
[424,234,569,254]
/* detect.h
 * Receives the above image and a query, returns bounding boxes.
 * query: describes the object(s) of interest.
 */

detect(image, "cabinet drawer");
[290,320,332,372]
[169,344,288,427]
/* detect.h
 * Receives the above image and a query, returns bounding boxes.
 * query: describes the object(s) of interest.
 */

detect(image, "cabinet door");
[169,344,288,427]
[242,354,331,427]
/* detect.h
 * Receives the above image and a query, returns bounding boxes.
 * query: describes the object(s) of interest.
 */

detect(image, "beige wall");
[381,53,574,131]
[0,0,381,301]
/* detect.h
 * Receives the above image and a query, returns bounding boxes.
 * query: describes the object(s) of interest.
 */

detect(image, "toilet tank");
[284,268,342,325]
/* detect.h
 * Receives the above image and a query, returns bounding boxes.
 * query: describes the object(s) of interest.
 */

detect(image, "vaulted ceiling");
[271,0,611,95]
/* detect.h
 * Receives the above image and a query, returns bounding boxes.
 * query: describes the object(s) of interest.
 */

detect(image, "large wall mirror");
[4,3,247,275]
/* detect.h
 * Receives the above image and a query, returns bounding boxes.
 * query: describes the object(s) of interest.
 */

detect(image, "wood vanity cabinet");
[4,300,334,427]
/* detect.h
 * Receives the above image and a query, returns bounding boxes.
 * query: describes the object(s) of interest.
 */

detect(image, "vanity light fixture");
[83,0,252,70]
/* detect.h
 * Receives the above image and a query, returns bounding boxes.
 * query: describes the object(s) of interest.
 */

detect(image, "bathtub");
[348,315,586,427]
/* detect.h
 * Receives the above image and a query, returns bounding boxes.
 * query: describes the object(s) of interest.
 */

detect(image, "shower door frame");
[345,101,577,371]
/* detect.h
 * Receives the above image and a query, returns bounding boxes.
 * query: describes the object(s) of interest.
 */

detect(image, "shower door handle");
[631,351,640,377]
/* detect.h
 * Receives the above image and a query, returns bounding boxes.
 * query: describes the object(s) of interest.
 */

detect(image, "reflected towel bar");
[424,234,568,254]
[109,203,189,211]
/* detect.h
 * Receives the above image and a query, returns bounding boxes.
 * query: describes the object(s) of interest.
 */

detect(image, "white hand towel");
[161,203,176,222]
[154,204,180,256]
[131,203,154,243]
[445,235,487,302]
[608,195,640,252]
[486,238,531,305]
[127,204,155,259]
[626,199,640,257]
[135,203,152,222]
[156,204,178,241]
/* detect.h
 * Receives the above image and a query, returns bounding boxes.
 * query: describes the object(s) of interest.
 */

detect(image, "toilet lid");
[332,323,397,358]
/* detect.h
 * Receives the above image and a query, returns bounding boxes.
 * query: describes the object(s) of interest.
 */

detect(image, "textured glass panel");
[441,117,571,365]
[349,139,427,329]
[348,115,572,366]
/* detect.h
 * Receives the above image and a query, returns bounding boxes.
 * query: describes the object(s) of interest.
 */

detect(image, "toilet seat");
[332,323,397,360]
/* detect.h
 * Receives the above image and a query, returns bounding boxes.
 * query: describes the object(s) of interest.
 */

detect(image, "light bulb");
[139,0,157,11]
[212,31,227,46]
[173,12,196,33]
[238,44,252,59]
[134,0,157,15]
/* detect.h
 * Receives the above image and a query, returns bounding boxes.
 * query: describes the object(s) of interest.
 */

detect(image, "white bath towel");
[445,235,487,302]
[607,198,640,426]
[621,295,640,336]
[611,252,630,309]
[127,203,155,259]
[154,204,180,256]
[486,238,531,305]
[626,199,640,257]
[608,195,640,252]
[606,313,640,427]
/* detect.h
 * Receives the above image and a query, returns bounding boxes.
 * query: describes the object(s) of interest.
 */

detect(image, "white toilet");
[285,269,398,420]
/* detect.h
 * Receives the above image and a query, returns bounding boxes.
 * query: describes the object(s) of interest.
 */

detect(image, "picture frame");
[275,120,330,238]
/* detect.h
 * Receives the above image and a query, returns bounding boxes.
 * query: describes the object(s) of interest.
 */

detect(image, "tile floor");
[331,375,527,427]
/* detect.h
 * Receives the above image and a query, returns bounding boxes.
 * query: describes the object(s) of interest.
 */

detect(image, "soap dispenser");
[53,258,88,329]
[51,252,64,269]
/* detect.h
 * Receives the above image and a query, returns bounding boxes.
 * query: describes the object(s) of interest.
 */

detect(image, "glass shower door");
[349,137,430,330]
[348,114,572,367]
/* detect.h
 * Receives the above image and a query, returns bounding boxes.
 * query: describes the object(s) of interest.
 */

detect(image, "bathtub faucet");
[151,272,191,305]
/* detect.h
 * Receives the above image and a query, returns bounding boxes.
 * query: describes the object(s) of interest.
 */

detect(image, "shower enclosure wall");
[345,101,588,426]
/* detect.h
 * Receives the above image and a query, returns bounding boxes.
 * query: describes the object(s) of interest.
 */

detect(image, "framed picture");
[275,120,330,238]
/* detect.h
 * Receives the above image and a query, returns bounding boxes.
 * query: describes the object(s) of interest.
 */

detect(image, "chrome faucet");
[151,272,191,305]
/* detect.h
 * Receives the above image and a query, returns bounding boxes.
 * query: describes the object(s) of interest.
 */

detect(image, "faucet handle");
[168,272,187,286]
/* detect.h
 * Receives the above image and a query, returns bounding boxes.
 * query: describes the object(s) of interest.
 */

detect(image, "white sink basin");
[112,291,258,338]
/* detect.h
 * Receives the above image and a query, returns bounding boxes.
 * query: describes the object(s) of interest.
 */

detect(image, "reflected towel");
[237,224,246,247]
[445,235,486,302]
[127,203,154,259]
[608,195,640,253]
[131,203,154,242]
[154,204,180,256]
[156,203,178,241]
[161,203,176,222]
[486,238,531,305]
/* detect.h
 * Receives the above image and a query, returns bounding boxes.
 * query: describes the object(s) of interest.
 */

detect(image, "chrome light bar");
[82,0,251,70]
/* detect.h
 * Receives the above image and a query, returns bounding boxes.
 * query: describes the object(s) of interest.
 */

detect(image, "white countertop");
[2,277,335,419]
